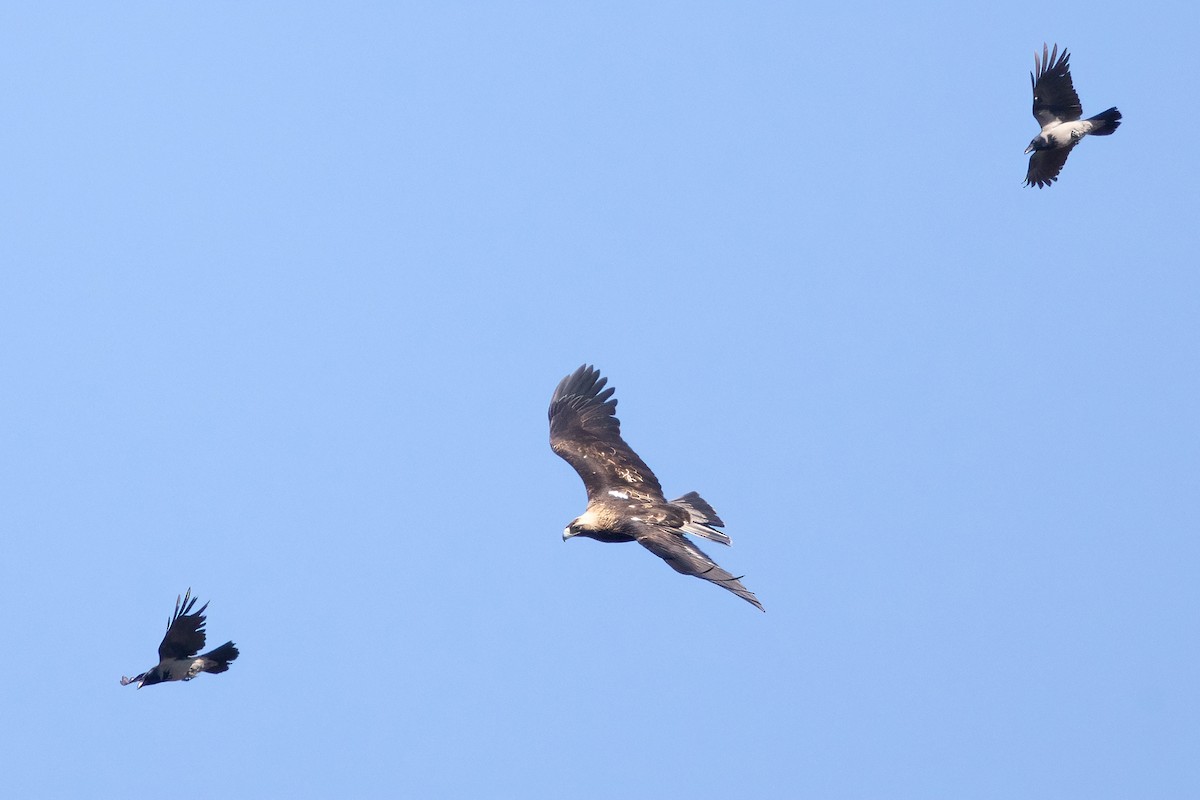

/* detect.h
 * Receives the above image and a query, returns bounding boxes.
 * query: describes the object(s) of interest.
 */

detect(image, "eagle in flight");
[549,365,763,611]
[121,589,239,688]
[1024,43,1121,188]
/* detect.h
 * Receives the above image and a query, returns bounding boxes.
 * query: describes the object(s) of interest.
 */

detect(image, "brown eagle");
[549,365,763,611]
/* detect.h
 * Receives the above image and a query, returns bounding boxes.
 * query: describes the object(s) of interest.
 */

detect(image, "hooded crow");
[1024,43,1121,188]
[550,365,764,611]
[121,589,239,688]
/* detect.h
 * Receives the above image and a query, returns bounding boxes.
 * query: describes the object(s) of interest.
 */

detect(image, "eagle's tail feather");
[673,491,732,546]
[1086,107,1121,135]
[199,641,239,674]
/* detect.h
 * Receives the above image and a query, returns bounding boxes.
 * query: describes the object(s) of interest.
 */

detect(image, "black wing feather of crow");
[1031,43,1082,127]
[1025,146,1074,188]
[157,588,209,661]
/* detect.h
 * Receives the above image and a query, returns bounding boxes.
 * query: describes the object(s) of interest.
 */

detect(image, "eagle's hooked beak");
[563,526,576,541]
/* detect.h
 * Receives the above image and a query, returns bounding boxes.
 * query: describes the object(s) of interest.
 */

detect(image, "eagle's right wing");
[636,526,764,611]
[1031,43,1082,128]
[549,365,664,501]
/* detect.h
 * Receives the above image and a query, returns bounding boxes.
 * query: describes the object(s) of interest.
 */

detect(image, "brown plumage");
[549,365,763,611]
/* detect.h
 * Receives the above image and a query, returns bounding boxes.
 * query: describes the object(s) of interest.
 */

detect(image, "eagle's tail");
[673,491,732,546]
[199,641,240,674]
[1086,107,1121,136]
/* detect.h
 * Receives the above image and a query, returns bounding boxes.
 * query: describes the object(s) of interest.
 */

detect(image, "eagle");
[121,589,239,688]
[1024,43,1121,188]
[549,364,763,611]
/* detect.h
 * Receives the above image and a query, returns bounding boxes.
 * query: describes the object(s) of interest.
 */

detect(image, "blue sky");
[2,3,1197,798]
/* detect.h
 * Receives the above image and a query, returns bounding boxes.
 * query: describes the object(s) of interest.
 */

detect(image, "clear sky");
[2,2,1197,798]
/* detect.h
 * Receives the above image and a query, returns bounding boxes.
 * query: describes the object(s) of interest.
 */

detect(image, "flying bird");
[1024,43,1121,188]
[549,364,763,611]
[120,589,239,688]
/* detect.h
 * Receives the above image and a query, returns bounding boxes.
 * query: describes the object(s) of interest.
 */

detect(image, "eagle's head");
[563,508,603,541]
[563,507,639,544]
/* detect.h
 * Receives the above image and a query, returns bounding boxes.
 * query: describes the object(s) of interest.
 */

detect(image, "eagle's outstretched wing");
[1025,145,1074,188]
[549,365,664,501]
[1031,43,1082,129]
[636,526,764,611]
[157,589,209,661]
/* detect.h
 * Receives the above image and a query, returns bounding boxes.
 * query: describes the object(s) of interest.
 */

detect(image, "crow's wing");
[636,526,764,611]
[549,365,665,502]
[1025,144,1074,188]
[157,589,209,661]
[1031,43,1082,128]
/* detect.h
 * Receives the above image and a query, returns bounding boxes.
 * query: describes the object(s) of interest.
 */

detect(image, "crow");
[1025,43,1121,188]
[121,589,239,688]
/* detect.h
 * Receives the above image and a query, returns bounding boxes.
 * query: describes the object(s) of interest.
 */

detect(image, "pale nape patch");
[573,508,603,529]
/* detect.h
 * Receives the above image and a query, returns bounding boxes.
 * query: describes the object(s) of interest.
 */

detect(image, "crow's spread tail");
[1087,107,1121,135]
[200,641,239,674]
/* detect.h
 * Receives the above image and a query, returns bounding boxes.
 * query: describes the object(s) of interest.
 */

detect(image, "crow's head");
[1025,135,1049,154]
[137,669,164,689]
